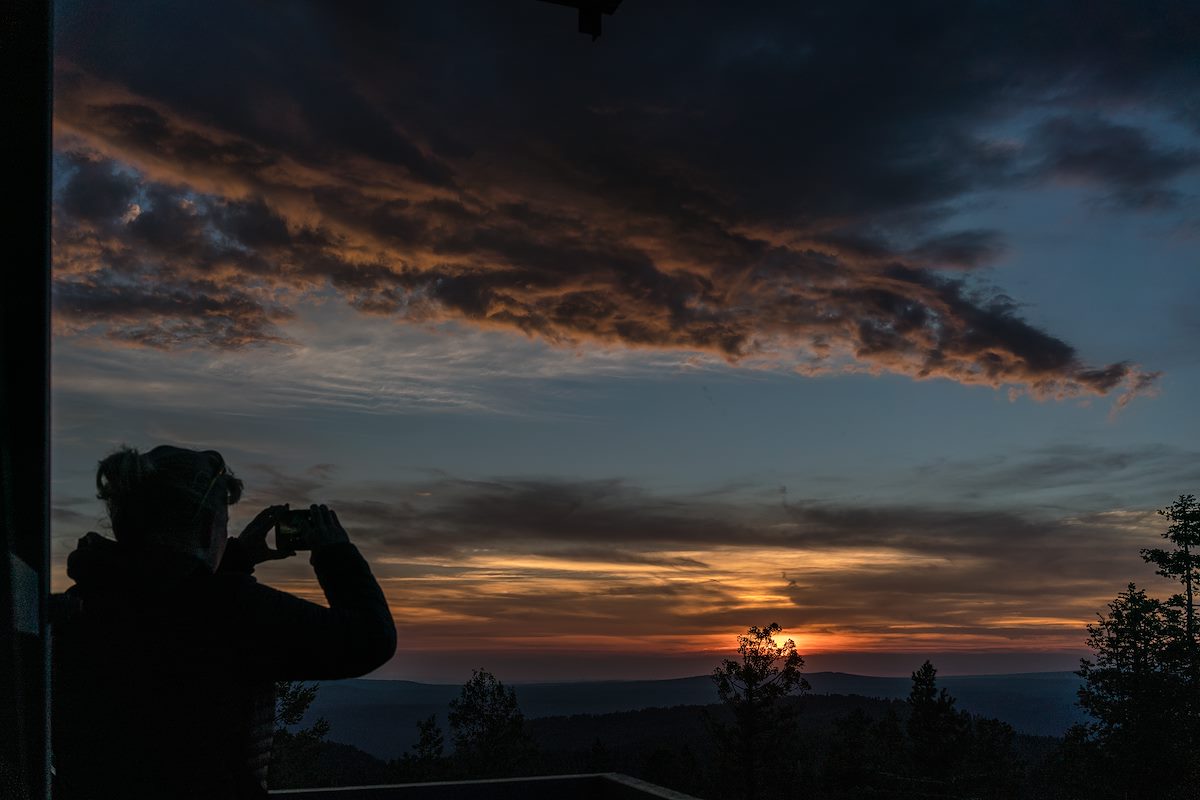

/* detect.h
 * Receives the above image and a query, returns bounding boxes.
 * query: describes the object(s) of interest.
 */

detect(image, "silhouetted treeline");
[269,681,1063,797]
[264,639,1168,798]
[527,689,1065,799]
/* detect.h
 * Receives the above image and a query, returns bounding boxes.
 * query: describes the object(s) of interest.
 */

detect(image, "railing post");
[0,2,53,798]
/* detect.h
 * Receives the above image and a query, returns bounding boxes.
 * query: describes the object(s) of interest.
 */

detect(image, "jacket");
[50,532,397,799]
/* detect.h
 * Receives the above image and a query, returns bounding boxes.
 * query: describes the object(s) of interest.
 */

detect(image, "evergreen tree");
[1142,494,1200,671]
[905,661,968,788]
[1076,584,1191,799]
[447,669,535,778]
[1061,495,1200,800]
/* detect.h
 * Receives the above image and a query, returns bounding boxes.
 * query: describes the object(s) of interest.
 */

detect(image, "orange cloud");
[52,64,1158,404]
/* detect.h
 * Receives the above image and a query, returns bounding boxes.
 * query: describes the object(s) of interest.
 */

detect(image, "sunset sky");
[49,1,1200,681]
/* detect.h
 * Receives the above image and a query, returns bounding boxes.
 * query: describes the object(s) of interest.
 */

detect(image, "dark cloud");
[85,102,281,176]
[906,230,1008,270]
[50,0,1192,398]
[52,276,292,349]
[56,153,138,221]
[912,444,1200,503]
[314,472,1154,570]
[51,150,382,347]
[242,462,335,505]
[1029,115,1199,209]
[306,463,337,481]
[335,478,749,553]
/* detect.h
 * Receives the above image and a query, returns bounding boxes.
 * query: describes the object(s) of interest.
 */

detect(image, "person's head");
[96,445,244,571]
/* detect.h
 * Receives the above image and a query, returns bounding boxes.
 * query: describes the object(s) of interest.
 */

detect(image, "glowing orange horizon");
[51,515,1158,667]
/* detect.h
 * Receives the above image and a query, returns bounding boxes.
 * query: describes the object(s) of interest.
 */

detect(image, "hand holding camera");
[236,504,294,564]
[236,503,351,564]
[274,504,350,552]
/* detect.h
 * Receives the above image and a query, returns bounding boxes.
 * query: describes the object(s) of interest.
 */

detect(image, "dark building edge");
[0,1,53,799]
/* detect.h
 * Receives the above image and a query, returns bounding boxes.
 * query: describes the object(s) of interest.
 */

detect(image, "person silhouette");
[50,445,397,799]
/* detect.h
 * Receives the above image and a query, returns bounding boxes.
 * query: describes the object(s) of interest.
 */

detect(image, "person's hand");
[309,504,351,550]
[236,504,295,565]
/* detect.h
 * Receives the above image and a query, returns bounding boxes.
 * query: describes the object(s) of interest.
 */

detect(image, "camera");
[275,508,317,551]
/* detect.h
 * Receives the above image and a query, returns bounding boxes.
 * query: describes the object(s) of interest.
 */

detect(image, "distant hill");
[810,671,1089,737]
[301,671,1088,760]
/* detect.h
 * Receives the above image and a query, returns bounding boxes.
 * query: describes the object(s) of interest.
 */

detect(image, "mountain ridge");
[301,671,1088,760]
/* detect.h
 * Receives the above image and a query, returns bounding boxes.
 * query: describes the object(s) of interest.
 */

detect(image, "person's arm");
[231,506,397,680]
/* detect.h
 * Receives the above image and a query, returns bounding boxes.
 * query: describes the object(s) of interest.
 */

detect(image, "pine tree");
[1142,494,1200,671]
[905,661,968,786]
[1076,584,1190,799]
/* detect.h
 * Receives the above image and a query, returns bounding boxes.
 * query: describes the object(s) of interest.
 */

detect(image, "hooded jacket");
[50,532,397,799]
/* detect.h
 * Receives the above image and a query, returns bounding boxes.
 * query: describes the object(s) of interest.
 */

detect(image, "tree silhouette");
[394,714,447,782]
[413,714,445,762]
[710,623,810,800]
[961,716,1019,800]
[447,669,535,778]
[1076,584,1191,799]
[274,681,322,730]
[906,661,969,787]
[270,681,331,788]
[1143,494,1200,670]
[1032,723,1111,800]
[821,707,903,798]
